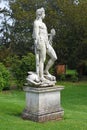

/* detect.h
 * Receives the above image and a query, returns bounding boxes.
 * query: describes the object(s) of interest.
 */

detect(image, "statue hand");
[50,28,56,36]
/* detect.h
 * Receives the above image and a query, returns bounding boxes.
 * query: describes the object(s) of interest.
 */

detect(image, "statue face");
[41,11,45,19]
[36,8,45,19]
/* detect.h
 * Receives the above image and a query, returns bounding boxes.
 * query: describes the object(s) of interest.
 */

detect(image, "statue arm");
[49,28,56,45]
[33,21,40,46]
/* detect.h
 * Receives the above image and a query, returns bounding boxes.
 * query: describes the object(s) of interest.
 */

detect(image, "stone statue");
[26,7,57,87]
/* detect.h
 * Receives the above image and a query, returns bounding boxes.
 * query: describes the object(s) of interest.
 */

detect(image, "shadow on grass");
[9,112,22,117]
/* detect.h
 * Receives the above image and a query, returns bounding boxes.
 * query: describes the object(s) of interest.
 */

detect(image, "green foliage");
[59,74,66,81]
[0,0,87,69]
[57,69,79,82]
[71,74,78,82]
[10,53,35,88]
[0,63,10,91]
[0,46,10,63]
[47,0,87,67]
[0,8,12,46]
[22,53,36,72]
[66,69,78,82]
[66,69,77,75]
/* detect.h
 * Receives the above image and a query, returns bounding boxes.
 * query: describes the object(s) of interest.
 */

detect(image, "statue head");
[36,7,45,19]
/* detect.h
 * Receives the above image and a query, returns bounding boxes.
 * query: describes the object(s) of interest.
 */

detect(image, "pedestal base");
[22,86,64,122]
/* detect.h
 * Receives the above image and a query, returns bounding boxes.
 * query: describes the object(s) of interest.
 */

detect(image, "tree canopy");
[0,0,87,68]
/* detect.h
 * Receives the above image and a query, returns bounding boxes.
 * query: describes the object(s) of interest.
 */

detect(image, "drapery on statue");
[26,7,57,87]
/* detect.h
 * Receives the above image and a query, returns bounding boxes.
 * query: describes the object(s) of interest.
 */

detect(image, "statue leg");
[36,51,39,77]
[39,42,46,81]
[45,44,57,75]
[45,59,54,75]
[39,57,44,80]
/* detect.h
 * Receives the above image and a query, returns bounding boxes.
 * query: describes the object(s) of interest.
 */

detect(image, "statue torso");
[34,20,48,41]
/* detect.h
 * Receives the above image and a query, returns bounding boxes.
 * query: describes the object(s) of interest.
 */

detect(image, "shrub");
[11,53,35,88]
[71,74,78,82]
[0,63,10,91]
[60,74,66,81]
[56,74,66,81]
[3,55,20,67]
[56,69,79,82]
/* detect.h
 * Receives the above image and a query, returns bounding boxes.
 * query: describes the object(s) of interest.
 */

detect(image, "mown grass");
[0,81,87,130]
[66,69,77,75]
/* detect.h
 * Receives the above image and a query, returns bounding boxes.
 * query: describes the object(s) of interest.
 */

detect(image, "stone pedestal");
[22,86,64,122]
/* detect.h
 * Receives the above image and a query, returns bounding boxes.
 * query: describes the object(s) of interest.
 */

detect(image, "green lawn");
[0,81,87,130]
[66,69,77,75]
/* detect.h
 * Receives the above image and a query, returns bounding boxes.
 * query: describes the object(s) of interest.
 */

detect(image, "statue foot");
[44,71,50,75]
[44,71,56,81]
[40,77,48,82]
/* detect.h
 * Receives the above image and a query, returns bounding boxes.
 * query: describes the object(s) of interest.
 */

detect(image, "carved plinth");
[22,86,64,122]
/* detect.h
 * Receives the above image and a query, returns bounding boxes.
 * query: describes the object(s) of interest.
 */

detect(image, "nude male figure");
[33,7,57,81]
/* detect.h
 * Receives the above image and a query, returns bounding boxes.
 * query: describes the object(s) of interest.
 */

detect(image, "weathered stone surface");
[22,85,64,122]
[26,8,57,86]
